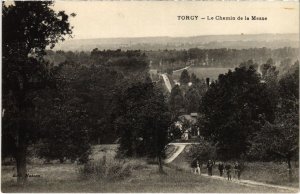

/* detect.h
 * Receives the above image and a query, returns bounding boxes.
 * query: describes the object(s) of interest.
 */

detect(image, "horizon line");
[65,33,299,41]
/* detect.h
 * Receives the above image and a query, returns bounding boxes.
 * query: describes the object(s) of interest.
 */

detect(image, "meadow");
[1,144,298,193]
[170,145,299,188]
[172,67,235,82]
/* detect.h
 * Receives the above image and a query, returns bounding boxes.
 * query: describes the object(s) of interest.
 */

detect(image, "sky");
[51,1,299,39]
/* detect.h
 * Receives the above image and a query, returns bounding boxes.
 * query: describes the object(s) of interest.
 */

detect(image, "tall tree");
[201,66,275,159]
[168,85,184,119]
[2,2,73,183]
[115,83,171,173]
[248,61,299,182]
[248,112,298,182]
[184,79,207,113]
[179,69,190,85]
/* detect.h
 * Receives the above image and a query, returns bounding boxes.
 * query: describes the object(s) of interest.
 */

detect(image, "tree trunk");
[287,158,292,182]
[15,132,27,184]
[158,155,164,174]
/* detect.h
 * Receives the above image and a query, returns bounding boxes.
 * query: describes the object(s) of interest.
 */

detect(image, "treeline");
[45,49,147,68]
[146,47,299,69]
[46,47,299,74]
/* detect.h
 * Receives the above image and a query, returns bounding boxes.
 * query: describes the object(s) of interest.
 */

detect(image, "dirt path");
[164,143,199,163]
[200,173,299,192]
[165,143,299,192]
[164,145,186,163]
[161,73,172,93]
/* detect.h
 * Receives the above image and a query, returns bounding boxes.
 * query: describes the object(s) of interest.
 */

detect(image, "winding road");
[161,73,172,93]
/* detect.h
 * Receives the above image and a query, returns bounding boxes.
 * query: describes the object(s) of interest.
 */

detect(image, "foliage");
[239,59,259,71]
[78,157,146,181]
[147,47,299,70]
[168,85,184,118]
[187,138,217,164]
[33,84,91,163]
[184,80,207,113]
[248,113,298,162]
[179,69,190,85]
[115,82,171,171]
[168,122,182,141]
[278,61,299,113]
[201,66,275,159]
[247,63,299,181]
[2,1,74,182]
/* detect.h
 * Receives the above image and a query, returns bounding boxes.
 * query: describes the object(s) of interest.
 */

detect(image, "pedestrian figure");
[207,160,213,176]
[225,163,232,180]
[191,159,201,174]
[218,162,224,177]
[195,160,201,175]
[191,159,197,173]
[234,161,241,180]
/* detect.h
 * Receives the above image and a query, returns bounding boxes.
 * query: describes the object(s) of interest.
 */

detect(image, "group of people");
[218,161,242,180]
[191,159,242,181]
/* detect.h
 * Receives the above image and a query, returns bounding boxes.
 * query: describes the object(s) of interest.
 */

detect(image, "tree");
[248,60,299,182]
[168,85,184,119]
[239,59,259,71]
[184,80,207,113]
[201,66,275,159]
[168,122,182,141]
[260,59,280,113]
[261,58,275,78]
[190,73,199,84]
[2,1,73,183]
[179,69,190,85]
[278,61,299,113]
[115,82,171,173]
[187,138,217,165]
[32,67,91,164]
[248,113,298,182]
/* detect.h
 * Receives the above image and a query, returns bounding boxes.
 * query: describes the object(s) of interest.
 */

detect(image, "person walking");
[191,159,201,175]
[195,160,201,175]
[191,159,197,173]
[218,162,224,177]
[225,163,232,180]
[234,161,242,180]
[207,160,213,176]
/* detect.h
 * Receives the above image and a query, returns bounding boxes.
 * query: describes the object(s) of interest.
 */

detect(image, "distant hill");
[54,34,299,51]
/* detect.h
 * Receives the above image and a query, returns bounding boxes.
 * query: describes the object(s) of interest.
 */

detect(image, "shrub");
[79,156,147,181]
[187,137,217,165]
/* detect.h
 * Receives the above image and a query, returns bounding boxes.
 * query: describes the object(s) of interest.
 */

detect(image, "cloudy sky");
[53,1,299,39]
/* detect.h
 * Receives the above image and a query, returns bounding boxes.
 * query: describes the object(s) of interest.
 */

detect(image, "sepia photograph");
[1,0,299,193]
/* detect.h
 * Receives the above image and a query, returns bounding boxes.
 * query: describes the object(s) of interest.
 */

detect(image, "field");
[169,144,299,188]
[172,67,235,82]
[1,144,299,193]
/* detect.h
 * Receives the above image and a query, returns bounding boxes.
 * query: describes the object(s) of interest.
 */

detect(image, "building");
[177,113,200,140]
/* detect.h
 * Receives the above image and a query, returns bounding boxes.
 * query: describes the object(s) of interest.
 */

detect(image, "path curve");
[164,144,186,163]
[164,142,200,163]
[161,73,172,93]
[173,65,192,73]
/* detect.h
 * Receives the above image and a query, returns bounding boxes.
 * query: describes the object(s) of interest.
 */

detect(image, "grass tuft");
[78,156,147,181]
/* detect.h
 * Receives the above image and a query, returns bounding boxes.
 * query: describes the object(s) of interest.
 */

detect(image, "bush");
[79,156,147,181]
[187,138,217,164]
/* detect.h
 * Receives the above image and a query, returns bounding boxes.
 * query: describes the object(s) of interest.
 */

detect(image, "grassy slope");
[1,144,298,193]
[169,145,299,188]
[1,163,292,193]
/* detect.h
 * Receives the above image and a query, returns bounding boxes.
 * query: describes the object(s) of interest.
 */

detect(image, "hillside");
[54,34,299,51]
